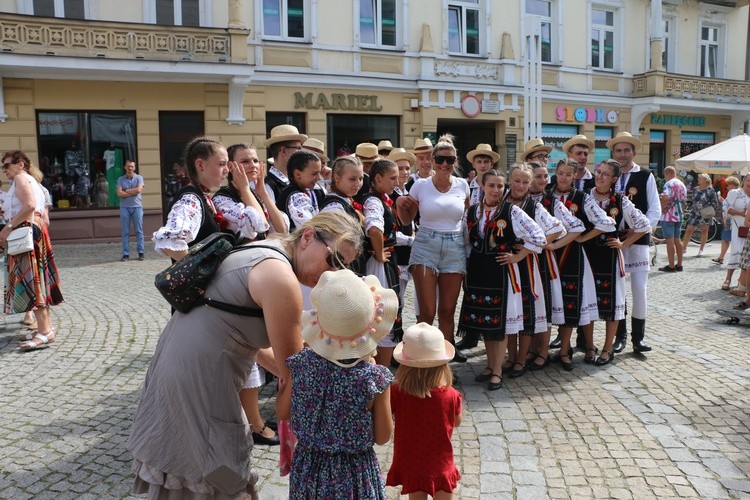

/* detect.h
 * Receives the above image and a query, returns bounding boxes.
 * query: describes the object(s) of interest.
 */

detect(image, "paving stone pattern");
[0,241,748,499]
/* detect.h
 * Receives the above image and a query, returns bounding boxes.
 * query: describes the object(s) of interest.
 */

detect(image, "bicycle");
[681,215,721,244]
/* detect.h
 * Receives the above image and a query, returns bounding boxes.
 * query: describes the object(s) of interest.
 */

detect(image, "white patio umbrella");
[675,134,750,175]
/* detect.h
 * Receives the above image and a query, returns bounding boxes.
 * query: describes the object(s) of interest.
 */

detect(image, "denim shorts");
[660,221,681,239]
[409,227,467,274]
[722,227,732,242]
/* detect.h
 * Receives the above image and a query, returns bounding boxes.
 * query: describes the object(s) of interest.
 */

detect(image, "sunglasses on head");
[434,155,457,165]
[314,231,347,270]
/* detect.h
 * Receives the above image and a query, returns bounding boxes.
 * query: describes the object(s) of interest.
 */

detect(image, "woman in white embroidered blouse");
[152,137,229,261]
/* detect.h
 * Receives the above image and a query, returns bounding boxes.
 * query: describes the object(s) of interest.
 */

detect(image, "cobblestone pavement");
[0,240,749,499]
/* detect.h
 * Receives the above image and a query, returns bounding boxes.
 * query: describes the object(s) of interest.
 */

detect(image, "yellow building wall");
[726,6,749,80]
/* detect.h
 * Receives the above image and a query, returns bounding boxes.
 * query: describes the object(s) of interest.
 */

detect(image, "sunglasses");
[1,162,12,169]
[434,155,457,165]
[314,231,347,270]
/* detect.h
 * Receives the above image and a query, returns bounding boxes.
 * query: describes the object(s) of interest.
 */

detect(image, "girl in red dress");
[387,323,463,499]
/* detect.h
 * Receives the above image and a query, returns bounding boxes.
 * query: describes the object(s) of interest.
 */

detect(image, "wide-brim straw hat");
[562,134,594,153]
[302,137,330,163]
[301,270,398,368]
[466,143,500,163]
[377,140,394,152]
[410,137,433,155]
[355,142,379,161]
[522,138,553,159]
[606,131,642,150]
[263,124,308,147]
[387,147,417,166]
[393,322,455,368]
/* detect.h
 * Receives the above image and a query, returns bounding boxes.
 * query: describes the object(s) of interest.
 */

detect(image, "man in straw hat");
[377,140,395,157]
[406,137,435,190]
[522,138,553,167]
[263,124,308,203]
[302,137,331,192]
[465,143,501,207]
[354,142,379,199]
[607,131,660,354]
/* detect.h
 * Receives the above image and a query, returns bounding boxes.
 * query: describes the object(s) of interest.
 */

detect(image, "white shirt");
[615,163,661,228]
[409,177,470,232]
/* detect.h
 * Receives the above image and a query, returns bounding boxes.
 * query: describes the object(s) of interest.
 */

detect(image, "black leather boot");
[631,317,652,352]
[549,333,562,349]
[449,339,467,363]
[455,330,480,350]
[613,318,628,353]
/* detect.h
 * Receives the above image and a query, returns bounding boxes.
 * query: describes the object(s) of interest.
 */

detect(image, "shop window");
[266,112,307,137]
[649,130,666,175]
[360,0,399,48]
[594,127,613,166]
[327,115,399,163]
[262,0,308,40]
[661,17,675,73]
[699,24,723,78]
[159,111,204,216]
[447,1,481,56]
[681,131,715,157]
[29,0,86,19]
[154,0,200,26]
[526,0,556,64]
[36,111,137,210]
[591,6,617,70]
[541,124,578,171]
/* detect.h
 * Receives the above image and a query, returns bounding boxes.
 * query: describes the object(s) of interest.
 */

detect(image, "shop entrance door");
[437,119,497,177]
[159,111,204,217]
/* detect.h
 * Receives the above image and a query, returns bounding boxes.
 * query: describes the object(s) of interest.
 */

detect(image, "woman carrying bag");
[0,150,63,352]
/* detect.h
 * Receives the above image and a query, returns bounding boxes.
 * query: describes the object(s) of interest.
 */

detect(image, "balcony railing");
[632,70,750,105]
[0,13,231,63]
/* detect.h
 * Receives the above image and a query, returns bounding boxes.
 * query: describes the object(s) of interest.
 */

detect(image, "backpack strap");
[197,244,293,316]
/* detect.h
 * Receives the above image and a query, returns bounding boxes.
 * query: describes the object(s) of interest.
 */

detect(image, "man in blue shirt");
[116,160,145,261]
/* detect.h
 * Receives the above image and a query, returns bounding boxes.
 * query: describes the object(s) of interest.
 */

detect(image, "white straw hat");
[522,138,553,160]
[606,131,642,150]
[393,323,454,368]
[301,270,398,368]
[387,147,417,167]
[302,137,330,163]
[377,140,394,152]
[466,143,500,163]
[263,124,308,147]
[562,134,594,153]
[355,143,379,161]
[410,137,433,155]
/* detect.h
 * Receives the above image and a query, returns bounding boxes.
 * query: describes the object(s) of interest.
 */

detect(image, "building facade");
[0,0,748,242]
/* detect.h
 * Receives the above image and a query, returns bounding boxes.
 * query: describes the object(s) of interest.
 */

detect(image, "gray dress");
[127,241,291,499]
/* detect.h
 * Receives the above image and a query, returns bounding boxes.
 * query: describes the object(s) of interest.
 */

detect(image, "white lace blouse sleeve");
[535,202,566,238]
[213,194,269,240]
[320,201,346,213]
[287,191,316,228]
[553,199,585,233]
[510,205,546,253]
[622,196,651,233]
[583,194,617,233]
[152,192,203,256]
[363,196,385,233]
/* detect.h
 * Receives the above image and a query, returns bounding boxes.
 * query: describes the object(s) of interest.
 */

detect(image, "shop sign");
[555,106,618,124]
[481,99,501,114]
[650,114,705,128]
[294,92,383,111]
[38,112,79,135]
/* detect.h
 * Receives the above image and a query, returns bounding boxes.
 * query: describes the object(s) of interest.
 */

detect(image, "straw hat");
[301,270,398,368]
[393,323,455,368]
[377,140,394,153]
[387,147,417,167]
[301,137,330,163]
[263,124,308,147]
[466,143,500,163]
[410,137,433,155]
[355,142,379,161]
[562,134,594,153]
[522,138,553,160]
[606,131,642,150]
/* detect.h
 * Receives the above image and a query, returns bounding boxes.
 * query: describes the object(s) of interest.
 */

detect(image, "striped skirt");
[4,217,64,314]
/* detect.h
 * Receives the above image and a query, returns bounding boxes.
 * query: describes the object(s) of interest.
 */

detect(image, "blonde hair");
[698,173,712,184]
[330,156,361,192]
[509,162,533,178]
[432,133,457,157]
[726,176,740,188]
[395,364,453,398]
[272,210,364,260]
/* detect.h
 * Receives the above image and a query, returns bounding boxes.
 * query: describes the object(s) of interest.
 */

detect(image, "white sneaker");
[697,250,704,257]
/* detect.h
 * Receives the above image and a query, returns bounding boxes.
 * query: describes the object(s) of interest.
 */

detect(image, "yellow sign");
[294,92,383,112]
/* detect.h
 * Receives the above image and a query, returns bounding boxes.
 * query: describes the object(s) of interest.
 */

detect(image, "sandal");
[584,347,597,364]
[713,257,724,264]
[594,349,614,366]
[733,301,750,310]
[19,330,55,352]
[487,373,503,391]
[501,360,515,374]
[474,367,493,383]
[18,331,36,342]
[528,355,549,371]
[722,280,731,291]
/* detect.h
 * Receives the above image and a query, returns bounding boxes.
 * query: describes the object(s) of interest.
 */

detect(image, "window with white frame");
[447,1,480,56]
[661,18,674,72]
[263,0,307,40]
[699,24,722,78]
[526,0,555,63]
[29,0,86,19]
[360,0,398,47]
[155,0,200,26]
[591,7,616,70]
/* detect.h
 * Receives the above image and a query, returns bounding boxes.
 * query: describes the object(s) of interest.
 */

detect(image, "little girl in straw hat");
[387,323,463,499]
[285,269,398,499]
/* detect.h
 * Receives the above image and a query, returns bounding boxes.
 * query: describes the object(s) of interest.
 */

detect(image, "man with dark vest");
[263,124,308,204]
[608,131,661,353]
